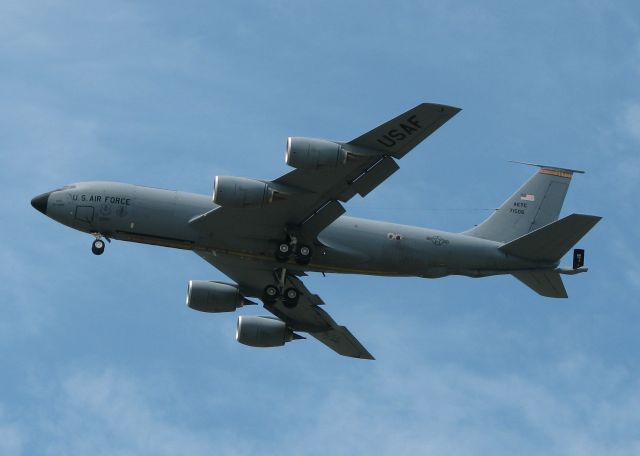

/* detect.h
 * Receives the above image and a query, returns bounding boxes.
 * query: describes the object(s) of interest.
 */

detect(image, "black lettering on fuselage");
[102,196,131,205]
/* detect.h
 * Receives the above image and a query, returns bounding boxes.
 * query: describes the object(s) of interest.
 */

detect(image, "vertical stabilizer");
[465,164,583,243]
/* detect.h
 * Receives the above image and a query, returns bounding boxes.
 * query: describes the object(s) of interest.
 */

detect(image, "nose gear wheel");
[92,239,105,255]
[90,233,110,256]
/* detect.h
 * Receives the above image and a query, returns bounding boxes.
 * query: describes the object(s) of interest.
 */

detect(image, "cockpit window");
[53,185,77,191]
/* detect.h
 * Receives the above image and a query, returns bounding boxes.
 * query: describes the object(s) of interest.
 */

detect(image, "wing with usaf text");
[196,251,375,359]
[189,103,460,244]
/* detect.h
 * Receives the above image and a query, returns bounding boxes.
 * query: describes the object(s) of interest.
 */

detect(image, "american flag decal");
[520,194,535,201]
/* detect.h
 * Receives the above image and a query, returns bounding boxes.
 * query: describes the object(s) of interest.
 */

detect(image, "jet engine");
[285,137,348,169]
[236,316,301,348]
[186,280,248,313]
[213,176,276,208]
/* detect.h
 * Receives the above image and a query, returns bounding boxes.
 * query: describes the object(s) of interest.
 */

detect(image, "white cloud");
[0,243,57,340]
[612,234,640,290]
[280,357,640,455]
[36,368,247,456]
[622,103,640,143]
[0,412,23,456]
[17,357,639,456]
[0,103,110,187]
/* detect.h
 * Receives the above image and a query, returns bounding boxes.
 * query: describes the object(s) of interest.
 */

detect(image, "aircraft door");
[75,205,94,223]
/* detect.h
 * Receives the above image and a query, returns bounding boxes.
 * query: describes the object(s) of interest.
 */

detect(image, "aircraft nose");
[31,191,52,215]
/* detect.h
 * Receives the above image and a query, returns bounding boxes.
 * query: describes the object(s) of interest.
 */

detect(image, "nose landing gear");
[91,239,105,255]
[90,233,110,256]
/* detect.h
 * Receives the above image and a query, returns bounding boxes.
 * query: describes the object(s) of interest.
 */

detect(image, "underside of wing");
[196,251,374,359]
[310,325,374,360]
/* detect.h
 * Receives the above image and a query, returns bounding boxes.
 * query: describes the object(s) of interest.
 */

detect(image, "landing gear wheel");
[262,285,279,304]
[91,239,105,256]
[295,244,312,265]
[283,287,300,308]
[275,242,291,262]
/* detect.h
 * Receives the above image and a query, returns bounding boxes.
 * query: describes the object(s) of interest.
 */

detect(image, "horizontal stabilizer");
[512,271,568,298]
[499,213,602,261]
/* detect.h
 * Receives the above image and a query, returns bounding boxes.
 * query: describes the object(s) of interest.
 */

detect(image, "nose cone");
[31,191,52,215]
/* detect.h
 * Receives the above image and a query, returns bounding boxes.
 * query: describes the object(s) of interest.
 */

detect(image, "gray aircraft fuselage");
[30,101,600,359]
[33,181,546,279]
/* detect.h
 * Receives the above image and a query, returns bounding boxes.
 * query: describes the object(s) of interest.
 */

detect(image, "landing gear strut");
[261,268,300,308]
[91,233,109,256]
[274,233,313,266]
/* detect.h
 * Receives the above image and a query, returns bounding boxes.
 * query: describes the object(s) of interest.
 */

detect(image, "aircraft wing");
[196,251,375,359]
[189,103,460,243]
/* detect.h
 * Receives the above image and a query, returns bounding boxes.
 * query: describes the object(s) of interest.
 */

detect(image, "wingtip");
[358,351,375,360]
[421,102,462,114]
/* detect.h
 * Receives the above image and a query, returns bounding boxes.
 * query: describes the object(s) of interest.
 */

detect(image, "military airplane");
[31,103,601,359]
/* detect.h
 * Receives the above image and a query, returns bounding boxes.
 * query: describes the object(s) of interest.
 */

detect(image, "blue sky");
[2,1,640,454]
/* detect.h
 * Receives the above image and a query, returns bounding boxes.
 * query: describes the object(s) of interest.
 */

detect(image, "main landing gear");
[274,236,313,265]
[91,233,110,256]
[262,268,300,308]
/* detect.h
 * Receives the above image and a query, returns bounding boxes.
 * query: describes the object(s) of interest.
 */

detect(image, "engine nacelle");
[236,316,294,348]
[186,280,245,313]
[213,176,275,208]
[285,137,348,170]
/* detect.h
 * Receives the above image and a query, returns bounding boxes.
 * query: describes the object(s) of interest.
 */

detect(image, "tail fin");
[499,213,602,261]
[465,163,584,243]
[505,213,601,298]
